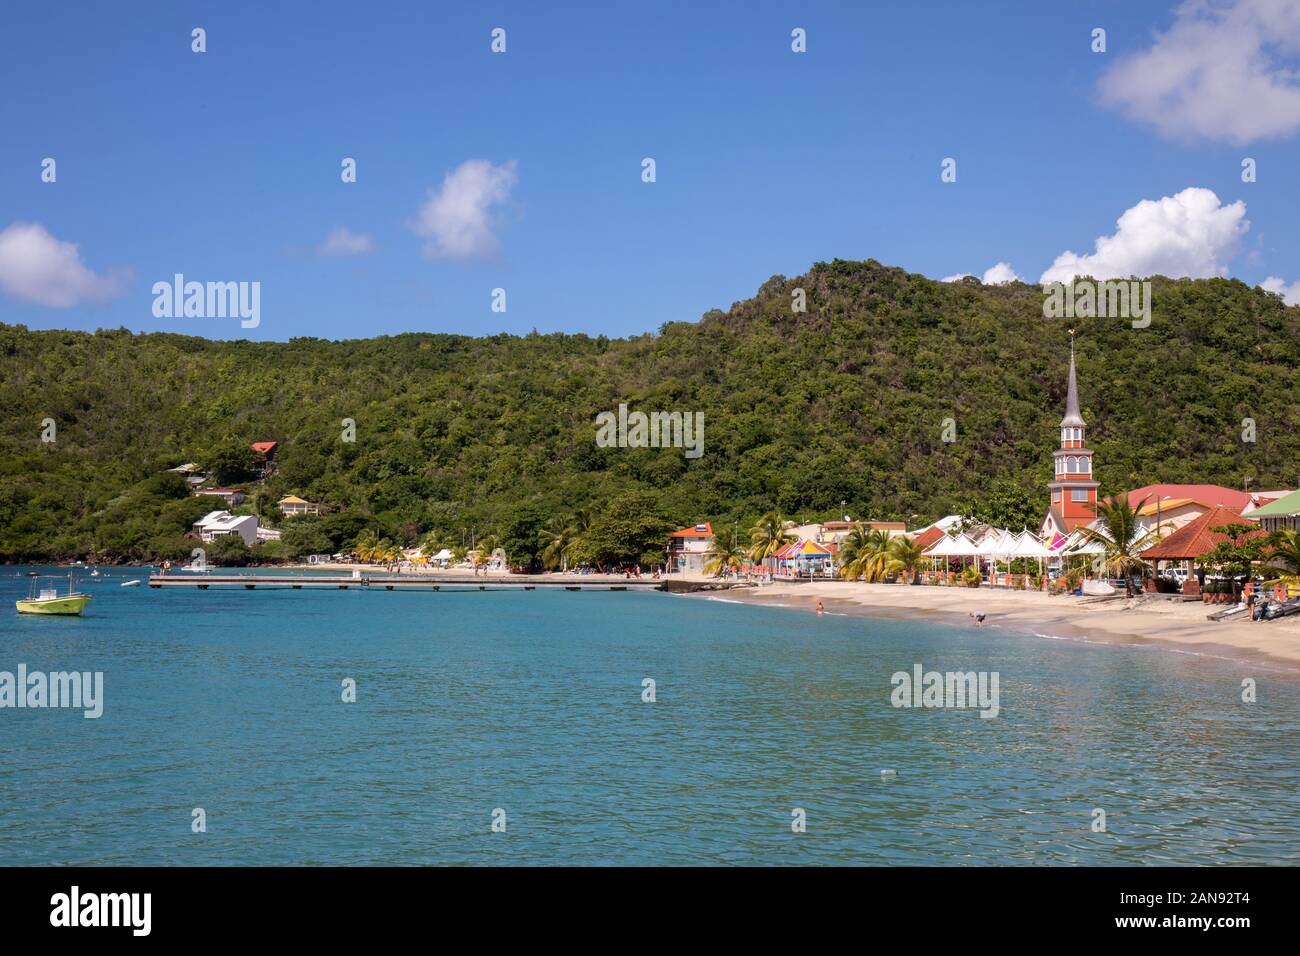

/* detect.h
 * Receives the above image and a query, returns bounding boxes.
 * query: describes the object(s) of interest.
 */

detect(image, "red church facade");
[1042,341,1098,536]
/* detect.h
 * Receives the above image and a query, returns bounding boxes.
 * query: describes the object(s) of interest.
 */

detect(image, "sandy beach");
[719,579,1300,671]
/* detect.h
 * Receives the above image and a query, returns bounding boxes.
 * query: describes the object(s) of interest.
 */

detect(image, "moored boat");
[15,573,92,615]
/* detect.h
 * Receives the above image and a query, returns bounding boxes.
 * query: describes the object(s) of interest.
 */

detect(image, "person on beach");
[816,600,824,616]
[969,611,986,627]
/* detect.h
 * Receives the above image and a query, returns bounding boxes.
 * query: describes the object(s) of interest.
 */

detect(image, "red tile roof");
[251,441,278,455]
[669,522,713,538]
[912,526,945,551]
[1118,484,1251,512]
[1140,505,1264,560]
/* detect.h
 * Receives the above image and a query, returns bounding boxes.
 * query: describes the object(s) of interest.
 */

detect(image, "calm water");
[2,566,1298,865]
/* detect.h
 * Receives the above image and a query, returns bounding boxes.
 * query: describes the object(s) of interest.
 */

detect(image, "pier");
[147,574,663,592]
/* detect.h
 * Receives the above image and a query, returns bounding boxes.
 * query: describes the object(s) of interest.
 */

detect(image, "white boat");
[120,579,142,588]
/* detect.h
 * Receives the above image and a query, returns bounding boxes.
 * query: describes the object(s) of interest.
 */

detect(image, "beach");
[721,579,1300,671]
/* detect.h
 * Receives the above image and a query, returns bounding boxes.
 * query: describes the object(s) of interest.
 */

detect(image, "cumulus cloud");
[1097,0,1300,144]
[318,226,375,257]
[980,262,1022,285]
[0,221,129,307]
[1038,187,1248,284]
[941,262,1022,284]
[1261,276,1300,305]
[413,159,517,259]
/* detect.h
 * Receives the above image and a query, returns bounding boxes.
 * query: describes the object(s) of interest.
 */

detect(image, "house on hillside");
[667,523,714,573]
[251,441,278,478]
[278,495,320,516]
[194,487,245,507]
[193,510,259,546]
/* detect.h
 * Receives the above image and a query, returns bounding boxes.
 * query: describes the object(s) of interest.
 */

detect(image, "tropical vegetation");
[2,260,1296,565]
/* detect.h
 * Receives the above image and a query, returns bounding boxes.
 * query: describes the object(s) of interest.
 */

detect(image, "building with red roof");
[667,522,715,574]
[912,526,945,553]
[1140,505,1265,593]
[1121,484,1252,512]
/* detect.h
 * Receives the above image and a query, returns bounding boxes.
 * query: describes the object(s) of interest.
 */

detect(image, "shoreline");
[709,580,1300,673]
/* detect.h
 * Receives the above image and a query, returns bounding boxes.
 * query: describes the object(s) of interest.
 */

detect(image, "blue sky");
[2,0,1298,340]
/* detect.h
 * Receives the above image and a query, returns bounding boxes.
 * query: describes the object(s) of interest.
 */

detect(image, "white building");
[667,522,715,573]
[194,488,245,507]
[193,510,259,546]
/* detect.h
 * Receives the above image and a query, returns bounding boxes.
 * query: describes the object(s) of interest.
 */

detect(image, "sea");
[2,566,1298,865]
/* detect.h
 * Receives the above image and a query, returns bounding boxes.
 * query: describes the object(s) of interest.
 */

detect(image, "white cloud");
[980,262,1021,285]
[940,262,1022,284]
[1261,276,1300,305]
[413,159,518,259]
[319,226,375,257]
[0,221,128,307]
[1097,0,1300,144]
[1039,187,1248,284]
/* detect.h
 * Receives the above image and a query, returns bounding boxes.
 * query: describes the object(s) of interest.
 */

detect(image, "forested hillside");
[1,259,1297,564]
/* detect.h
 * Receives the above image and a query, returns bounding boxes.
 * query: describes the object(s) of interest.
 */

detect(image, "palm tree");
[704,529,747,577]
[839,528,892,581]
[379,540,403,567]
[539,522,576,571]
[1259,529,1300,587]
[748,512,795,573]
[418,530,445,558]
[353,530,381,563]
[1077,495,1160,597]
[885,534,926,584]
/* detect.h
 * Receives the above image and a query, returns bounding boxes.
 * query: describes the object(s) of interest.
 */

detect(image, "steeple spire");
[1060,331,1084,427]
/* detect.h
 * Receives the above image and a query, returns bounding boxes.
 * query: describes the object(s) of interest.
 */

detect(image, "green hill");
[1,259,1297,564]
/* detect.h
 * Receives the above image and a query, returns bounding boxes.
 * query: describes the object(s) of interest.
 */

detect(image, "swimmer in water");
[816,600,825,615]
[969,611,986,627]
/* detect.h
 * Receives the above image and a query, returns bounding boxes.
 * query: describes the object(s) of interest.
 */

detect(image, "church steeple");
[1061,336,1085,429]
[1044,332,1099,534]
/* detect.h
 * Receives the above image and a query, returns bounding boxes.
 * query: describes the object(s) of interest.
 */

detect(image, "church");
[1040,339,1099,538]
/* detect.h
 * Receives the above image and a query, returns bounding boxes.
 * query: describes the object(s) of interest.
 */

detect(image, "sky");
[1,0,1298,341]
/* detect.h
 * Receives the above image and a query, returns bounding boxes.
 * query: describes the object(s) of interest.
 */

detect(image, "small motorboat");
[120,579,142,588]
[16,573,92,615]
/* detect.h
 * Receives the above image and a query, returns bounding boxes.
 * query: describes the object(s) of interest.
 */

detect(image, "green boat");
[16,573,91,615]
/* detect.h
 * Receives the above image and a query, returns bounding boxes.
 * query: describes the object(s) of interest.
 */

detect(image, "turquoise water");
[2,566,1298,865]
